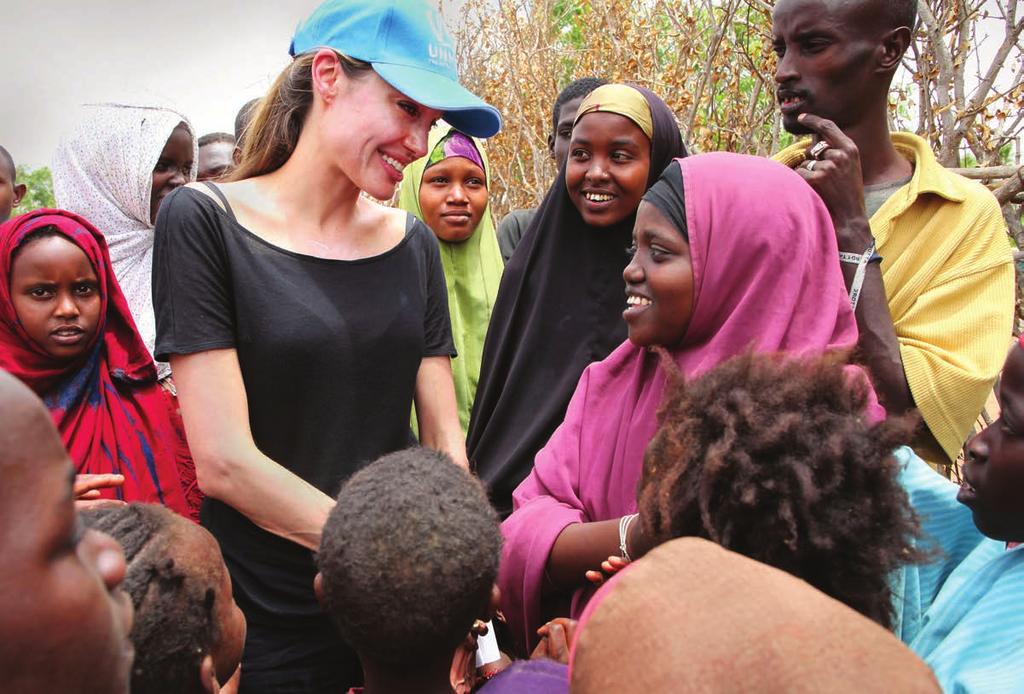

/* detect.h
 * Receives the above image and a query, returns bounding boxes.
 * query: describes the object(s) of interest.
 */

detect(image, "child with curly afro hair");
[635,350,925,628]
[315,447,503,694]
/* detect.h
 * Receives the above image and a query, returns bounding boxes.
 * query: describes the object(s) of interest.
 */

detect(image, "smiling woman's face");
[623,201,694,348]
[565,112,651,228]
[417,156,488,243]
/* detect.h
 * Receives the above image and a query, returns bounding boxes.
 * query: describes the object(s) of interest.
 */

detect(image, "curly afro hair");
[637,350,924,628]
[82,503,221,694]
[318,448,502,667]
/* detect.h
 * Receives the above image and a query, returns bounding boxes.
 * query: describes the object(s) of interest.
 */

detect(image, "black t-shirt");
[153,187,454,625]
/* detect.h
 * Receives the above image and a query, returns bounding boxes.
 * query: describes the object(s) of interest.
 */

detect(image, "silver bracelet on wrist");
[619,513,639,562]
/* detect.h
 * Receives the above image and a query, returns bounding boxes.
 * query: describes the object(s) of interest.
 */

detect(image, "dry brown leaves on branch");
[453,0,780,218]
[451,0,1023,229]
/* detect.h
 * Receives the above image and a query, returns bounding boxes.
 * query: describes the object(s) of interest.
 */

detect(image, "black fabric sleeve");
[153,187,237,361]
[414,219,456,358]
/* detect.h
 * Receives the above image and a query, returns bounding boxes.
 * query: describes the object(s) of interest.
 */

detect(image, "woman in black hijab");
[469,83,687,516]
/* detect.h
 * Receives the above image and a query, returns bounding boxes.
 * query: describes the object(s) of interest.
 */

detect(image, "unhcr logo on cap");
[427,9,456,71]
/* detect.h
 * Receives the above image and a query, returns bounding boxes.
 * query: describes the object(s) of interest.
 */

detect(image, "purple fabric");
[425,130,485,175]
[498,152,881,652]
[478,660,569,694]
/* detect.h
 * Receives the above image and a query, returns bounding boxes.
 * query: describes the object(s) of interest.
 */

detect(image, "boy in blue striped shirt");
[894,335,1024,692]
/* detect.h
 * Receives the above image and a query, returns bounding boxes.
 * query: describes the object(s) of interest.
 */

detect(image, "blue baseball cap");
[290,0,502,138]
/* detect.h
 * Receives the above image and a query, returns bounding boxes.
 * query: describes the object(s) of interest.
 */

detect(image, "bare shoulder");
[183,180,224,209]
[358,197,410,238]
[184,179,258,213]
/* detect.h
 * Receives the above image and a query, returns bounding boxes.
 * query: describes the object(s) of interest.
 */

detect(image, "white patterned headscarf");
[53,103,197,379]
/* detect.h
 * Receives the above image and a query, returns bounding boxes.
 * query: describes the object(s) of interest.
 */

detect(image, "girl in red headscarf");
[0,208,196,518]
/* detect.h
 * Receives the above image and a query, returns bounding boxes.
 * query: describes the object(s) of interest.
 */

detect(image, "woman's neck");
[255,129,364,239]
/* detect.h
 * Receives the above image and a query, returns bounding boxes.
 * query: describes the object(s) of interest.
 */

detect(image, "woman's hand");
[73,473,126,510]
[531,618,578,663]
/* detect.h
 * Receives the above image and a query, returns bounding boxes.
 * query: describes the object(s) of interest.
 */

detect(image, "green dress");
[397,123,504,433]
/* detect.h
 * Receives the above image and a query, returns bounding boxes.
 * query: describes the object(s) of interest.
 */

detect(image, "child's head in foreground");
[0,369,133,694]
[637,350,923,628]
[317,448,502,672]
[960,335,1024,543]
[570,538,940,693]
[82,503,246,694]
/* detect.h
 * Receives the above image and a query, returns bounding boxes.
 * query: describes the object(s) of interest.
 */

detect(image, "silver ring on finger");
[809,141,831,160]
[805,160,817,172]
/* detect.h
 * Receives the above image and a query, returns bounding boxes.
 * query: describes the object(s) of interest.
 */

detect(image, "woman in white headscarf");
[53,103,197,380]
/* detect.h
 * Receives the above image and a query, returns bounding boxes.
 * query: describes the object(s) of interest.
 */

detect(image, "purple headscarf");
[498,152,883,652]
[425,130,485,177]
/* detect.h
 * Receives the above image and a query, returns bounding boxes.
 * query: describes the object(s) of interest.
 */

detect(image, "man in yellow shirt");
[771,0,1014,470]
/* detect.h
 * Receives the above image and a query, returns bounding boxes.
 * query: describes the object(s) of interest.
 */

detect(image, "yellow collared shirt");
[775,132,1015,465]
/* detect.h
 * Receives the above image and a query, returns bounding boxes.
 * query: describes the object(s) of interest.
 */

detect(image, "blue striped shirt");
[892,446,1024,692]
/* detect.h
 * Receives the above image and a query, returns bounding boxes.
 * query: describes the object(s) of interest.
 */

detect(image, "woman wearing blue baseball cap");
[151,1,499,691]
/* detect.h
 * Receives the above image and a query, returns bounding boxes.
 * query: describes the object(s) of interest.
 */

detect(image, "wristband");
[619,514,639,562]
[838,240,877,312]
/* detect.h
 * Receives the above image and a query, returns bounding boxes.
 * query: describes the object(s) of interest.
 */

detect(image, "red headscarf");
[0,209,194,516]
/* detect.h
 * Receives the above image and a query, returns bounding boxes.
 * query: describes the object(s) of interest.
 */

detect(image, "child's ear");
[199,654,220,694]
[313,571,325,607]
[12,183,26,209]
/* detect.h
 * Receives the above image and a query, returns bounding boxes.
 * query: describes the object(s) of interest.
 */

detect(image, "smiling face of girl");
[418,156,488,243]
[565,112,651,228]
[623,201,695,348]
[10,231,102,361]
[150,124,193,224]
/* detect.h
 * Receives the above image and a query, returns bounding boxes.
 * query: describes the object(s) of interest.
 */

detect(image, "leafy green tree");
[14,165,56,214]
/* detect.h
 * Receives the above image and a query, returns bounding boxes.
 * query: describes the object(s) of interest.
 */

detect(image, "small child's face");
[960,344,1024,542]
[565,112,651,228]
[10,235,102,361]
[175,522,246,684]
[418,157,488,243]
[0,164,26,222]
[209,549,246,683]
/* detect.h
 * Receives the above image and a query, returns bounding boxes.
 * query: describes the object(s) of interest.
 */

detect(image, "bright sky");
[1,1,1014,170]
[2,0,466,169]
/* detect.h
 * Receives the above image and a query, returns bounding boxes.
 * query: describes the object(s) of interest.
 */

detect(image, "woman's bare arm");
[414,355,469,469]
[170,349,335,551]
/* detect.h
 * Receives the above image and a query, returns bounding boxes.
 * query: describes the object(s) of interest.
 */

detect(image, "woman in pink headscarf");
[499,152,885,653]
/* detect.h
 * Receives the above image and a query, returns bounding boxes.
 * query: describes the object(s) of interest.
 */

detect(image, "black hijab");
[468,86,688,516]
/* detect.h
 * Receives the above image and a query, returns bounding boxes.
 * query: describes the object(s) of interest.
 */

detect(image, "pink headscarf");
[498,152,883,652]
